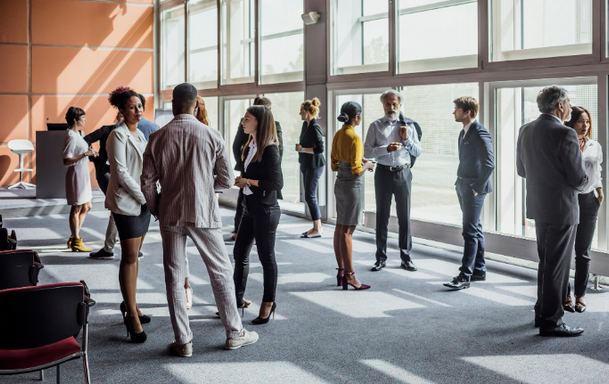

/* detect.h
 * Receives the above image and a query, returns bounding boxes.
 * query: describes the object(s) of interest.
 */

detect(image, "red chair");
[0,250,43,290]
[0,282,93,383]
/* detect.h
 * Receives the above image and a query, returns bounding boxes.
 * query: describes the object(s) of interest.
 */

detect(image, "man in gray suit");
[517,86,588,337]
[141,83,259,356]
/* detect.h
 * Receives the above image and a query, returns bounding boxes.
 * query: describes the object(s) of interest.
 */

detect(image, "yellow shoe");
[71,237,92,252]
[67,237,74,248]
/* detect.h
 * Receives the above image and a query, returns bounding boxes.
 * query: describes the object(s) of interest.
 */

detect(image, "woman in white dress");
[63,106,98,252]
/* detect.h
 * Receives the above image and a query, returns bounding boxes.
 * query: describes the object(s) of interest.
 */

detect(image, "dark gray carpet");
[2,207,609,384]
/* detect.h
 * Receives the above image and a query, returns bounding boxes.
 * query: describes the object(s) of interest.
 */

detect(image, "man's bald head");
[172,83,198,116]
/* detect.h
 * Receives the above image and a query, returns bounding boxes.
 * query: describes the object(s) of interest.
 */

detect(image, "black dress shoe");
[471,274,486,281]
[539,323,584,337]
[371,261,386,271]
[89,248,114,260]
[443,275,470,290]
[401,260,417,271]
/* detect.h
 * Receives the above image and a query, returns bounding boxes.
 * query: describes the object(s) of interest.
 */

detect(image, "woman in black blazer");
[296,98,325,238]
[233,105,283,324]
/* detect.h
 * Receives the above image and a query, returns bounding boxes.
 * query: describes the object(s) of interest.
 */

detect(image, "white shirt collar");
[463,120,475,136]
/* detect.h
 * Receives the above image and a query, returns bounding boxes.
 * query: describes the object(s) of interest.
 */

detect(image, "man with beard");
[364,89,422,272]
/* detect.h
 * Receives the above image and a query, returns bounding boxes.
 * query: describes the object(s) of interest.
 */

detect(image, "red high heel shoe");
[342,272,371,290]
[336,268,344,286]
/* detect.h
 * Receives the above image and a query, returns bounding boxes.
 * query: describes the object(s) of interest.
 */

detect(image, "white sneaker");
[225,329,259,350]
[171,341,193,357]
[185,287,193,310]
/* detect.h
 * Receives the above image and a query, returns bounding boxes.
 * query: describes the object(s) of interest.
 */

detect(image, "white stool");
[7,139,36,189]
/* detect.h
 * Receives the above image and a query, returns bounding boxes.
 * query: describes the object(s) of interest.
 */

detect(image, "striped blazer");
[141,114,234,228]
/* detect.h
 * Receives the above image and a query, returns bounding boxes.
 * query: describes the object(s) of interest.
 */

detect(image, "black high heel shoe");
[123,315,147,343]
[336,268,344,287]
[342,272,371,290]
[120,301,151,324]
[251,302,277,324]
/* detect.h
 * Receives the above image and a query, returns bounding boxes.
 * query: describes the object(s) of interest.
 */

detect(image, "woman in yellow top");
[331,101,374,290]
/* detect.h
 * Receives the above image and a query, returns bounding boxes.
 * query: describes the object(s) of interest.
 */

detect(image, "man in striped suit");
[141,83,259,357]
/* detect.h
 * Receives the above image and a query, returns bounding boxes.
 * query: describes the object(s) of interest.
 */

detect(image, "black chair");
[0,228,17,251]
[0,249,43,290]
[0,282,93,383]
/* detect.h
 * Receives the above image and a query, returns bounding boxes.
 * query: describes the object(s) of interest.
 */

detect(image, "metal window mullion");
[389,0,396,76]
[184,0,188,83]
[478,0,488,70]
[592,0,602,60]
[254,0,259,85]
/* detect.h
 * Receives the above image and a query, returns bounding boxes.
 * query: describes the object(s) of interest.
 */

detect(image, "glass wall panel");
[189,0,218,89]
[221,0,255,85]
[259,1,303,85]
[490,0,593,62]
[397,0,477,73]
[161,6,185,90]
[263,92,306,211]
[493,80,598,242]
[332,0,389,75]
[401,83,479,226]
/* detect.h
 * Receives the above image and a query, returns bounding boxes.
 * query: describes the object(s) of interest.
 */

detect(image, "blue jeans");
[302,166,324,221]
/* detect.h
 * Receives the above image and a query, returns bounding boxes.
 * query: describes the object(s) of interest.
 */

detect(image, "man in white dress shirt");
[364,89,422,272]
[141,83,258,356]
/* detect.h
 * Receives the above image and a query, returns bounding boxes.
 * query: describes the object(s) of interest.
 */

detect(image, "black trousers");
[302,166,324,221]
[534,221,577,328]
[456,179,487,279]
[568,191,600,298]
[233,195,281,304]
[95,169,110,195]
[233,188,245,232]
[374,165,412,263]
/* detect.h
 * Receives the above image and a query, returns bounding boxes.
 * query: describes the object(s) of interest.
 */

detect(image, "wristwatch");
[300,148,305,153]
[246,179,251,188]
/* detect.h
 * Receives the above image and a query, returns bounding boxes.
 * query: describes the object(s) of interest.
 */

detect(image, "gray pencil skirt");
[334,160,363,226]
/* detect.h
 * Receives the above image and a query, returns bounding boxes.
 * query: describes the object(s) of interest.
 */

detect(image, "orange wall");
[0,0,154,187]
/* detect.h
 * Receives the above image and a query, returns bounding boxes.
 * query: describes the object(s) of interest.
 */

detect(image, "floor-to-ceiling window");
[159,0,609,255]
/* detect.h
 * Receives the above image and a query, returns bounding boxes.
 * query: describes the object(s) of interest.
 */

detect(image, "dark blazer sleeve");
[275,121,284,159]
[232,121,248,169]
[257,145,284,193]
[560,128,588,191]
[312,123,324,154]
[472,125,495,193]
[516,126,526,179]
[83,125,108,145]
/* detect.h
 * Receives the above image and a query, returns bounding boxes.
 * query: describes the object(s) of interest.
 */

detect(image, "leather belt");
[379,164,410,172]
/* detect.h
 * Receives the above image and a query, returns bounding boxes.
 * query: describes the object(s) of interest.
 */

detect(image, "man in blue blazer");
[444,97,494,290]
[137,94,160,141]
[517,86,587,337]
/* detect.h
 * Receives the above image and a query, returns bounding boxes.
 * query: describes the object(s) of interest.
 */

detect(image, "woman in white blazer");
[106,86,151,343]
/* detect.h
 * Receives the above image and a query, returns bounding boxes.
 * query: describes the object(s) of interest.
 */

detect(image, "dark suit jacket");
[84,124,116,175]
[298,118,326,170]
[517,114,588,225]
[233,120,283,171]
[240,144,284,205]
[457,120,495,194]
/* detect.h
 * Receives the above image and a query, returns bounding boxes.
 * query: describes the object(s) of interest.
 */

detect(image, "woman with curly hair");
[105,86,151,342]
